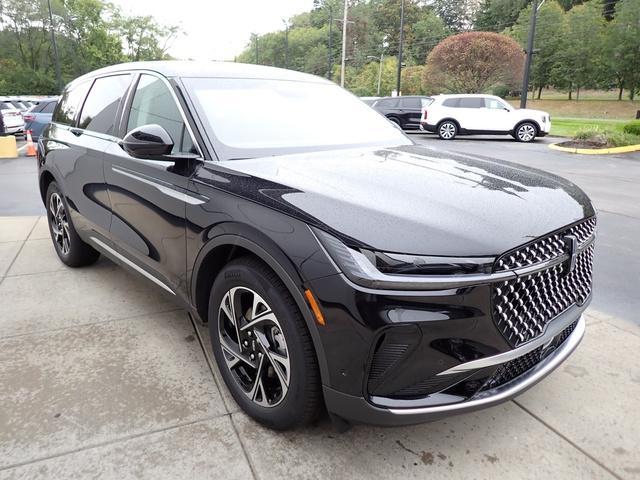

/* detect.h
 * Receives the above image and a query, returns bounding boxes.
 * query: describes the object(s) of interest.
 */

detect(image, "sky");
[110,0,317,61]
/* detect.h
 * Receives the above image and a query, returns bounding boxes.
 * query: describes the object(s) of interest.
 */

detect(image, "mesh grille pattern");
[495,217,596,271]
[368,343,408,382]
[493,244,594,347]
[482,320,578,391]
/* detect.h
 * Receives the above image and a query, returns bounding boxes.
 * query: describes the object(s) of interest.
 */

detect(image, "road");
[1,135,638,324]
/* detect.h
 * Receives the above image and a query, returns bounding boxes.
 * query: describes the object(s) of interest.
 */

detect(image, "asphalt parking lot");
[1,136,639,479]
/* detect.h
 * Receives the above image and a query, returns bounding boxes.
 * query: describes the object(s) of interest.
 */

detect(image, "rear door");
[104,72,202,298]
[456,97,485,131]
[398,97,423,128]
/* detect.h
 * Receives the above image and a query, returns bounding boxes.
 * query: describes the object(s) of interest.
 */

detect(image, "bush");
[623,120,640,136]
[492,84,510,98]
[573,127,640,147]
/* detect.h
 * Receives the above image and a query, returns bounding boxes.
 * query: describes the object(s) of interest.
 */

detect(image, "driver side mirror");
[120,124,174,160]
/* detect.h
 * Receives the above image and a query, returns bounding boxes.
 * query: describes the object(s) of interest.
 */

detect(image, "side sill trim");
[89,236,175,295]
[388,315,585,416]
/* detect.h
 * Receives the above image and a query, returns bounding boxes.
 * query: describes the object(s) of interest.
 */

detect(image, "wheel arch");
[190,226,331,384]
[514,119,541,135]
[437,118,461,129]
[39,168,57,204]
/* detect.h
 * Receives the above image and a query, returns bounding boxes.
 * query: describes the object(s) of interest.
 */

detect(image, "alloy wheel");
[517,124,536,142]
[218,287,290,407]
[439,122,456,139]
[49,192,71,256]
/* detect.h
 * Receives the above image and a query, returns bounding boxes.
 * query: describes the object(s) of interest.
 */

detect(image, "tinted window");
[458,97,484,108]
[0,102,15,110]
[29,103,45,113]
[127,74,195,155]
[400,97,422,109]
[376,98,399,108]
[442,98,459,108]
[78,74,131,135]
[52,80,92,125]
[42,101,57,114]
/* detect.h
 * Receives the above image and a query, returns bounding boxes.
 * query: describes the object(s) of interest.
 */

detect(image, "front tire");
[438,120,457,140]
[515,122,537,142]
[209,257,321,430]
[46,182,100,267]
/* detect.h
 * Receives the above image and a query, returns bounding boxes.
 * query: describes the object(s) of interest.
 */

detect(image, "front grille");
[495,217,595,271]
[481,320,578,391]
[492,218,595,347]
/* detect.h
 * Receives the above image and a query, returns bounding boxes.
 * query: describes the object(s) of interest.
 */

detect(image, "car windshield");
[183,77,410,160]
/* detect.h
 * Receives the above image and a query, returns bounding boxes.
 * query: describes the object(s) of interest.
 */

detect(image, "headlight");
[312,228,501,291]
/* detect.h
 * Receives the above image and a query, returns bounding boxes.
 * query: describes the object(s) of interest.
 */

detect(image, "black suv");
[38,62,595,430]
[372,95,432,130]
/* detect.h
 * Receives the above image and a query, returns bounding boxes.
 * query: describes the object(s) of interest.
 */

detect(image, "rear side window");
[78,74,131,136]
[400,97,422,109]
[42,101,57,114]
[0,102,15,110]
[442,98,459,108]
[376,98,399,108]
[458,97,484,108]
[127,74,195,155]
[53,81,92,125]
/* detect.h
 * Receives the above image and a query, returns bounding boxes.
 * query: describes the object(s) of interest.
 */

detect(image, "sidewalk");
[0,216,638,479]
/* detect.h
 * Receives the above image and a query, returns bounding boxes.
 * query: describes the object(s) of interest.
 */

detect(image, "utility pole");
[253,34,259,64]
[520,0,539,108]
[328,7,333,80]
[47,0,62,93]
[395,0,405,96]
[282,19,289,69]
[340,0,348,87]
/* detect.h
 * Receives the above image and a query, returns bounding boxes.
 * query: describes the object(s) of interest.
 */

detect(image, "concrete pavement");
[0,215,638,479]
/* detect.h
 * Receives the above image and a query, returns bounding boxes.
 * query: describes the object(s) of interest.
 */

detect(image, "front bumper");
[324,314,585,426]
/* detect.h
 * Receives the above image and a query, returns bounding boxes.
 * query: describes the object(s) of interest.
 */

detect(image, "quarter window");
[127,74,195,155]
[78,74,131,136]
[376,98,399,108]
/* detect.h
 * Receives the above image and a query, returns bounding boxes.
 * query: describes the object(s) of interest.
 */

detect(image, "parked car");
[372,95,433,130]
[39,61,594,430]
[360,96,380,106]
[0,101,25,135]
[23,97,58,141]
[421,94,551,142]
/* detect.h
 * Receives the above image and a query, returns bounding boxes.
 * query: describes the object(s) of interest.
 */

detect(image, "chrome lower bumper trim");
[389,315,585,416]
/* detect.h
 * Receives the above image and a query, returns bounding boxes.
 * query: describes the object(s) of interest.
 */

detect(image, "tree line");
[237,0,639,100]
[0,0,178,94]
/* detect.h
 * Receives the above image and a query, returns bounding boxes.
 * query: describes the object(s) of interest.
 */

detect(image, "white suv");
[420,94,551,142]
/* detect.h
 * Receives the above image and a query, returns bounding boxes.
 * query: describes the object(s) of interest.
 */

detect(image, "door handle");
[70,128,83,137]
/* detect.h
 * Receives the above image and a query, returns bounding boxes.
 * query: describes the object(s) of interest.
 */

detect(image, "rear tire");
[209,256,321,430]
[387,116,402,128]
[438,120,457,140]
[46,182,100,267]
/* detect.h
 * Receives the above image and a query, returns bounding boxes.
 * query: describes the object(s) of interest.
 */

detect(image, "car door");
[398,97,422,128]
[454,97,484,131]
[45,76,131,242]
[480,97,513,132]
[103,72,201,298]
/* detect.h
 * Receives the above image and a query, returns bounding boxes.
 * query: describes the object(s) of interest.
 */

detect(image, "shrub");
[573,127,640,147]
[492,84,510,98]
[623,120,640,136]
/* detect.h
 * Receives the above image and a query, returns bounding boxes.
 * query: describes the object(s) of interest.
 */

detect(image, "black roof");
[71,61,329,85]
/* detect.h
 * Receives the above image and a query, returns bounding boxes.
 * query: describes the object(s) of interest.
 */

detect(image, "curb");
[549,142,640,155]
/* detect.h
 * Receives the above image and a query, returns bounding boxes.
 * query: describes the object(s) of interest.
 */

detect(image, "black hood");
[213,144,594,257]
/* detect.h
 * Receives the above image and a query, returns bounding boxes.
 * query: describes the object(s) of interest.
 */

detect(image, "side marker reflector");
[304,289,325,326]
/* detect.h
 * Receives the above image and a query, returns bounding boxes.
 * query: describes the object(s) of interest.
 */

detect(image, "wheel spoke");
[219,334,254,369]
[239,311,277,332]
[255,330,290,388]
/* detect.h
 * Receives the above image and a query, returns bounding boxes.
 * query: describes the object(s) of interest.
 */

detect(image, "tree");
[605,0,640,100]
[114,14,178,62]
[551,1,606,100]
[423,31,524,93]
[508,1,566,99]
[475,0,530,32]
[430,0,478,32]
[407,9,449,64]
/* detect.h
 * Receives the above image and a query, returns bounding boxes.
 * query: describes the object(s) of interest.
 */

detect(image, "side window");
[377,98,399,108]
[458,97,484,108]
[42,101,57,114]
[485,97,508,110]
[78,74,131,136]
[127,74,196,155]
[442,98,459,108]
[52,80,92,125]
[400,97,421,109]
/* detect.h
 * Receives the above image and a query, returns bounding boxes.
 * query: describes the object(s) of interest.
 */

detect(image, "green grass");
[550,118,628,137]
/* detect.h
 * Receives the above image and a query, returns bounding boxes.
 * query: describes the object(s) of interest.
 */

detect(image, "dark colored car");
[24,97,58,141]
[372,95,433,130]
[38,61,594,430]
